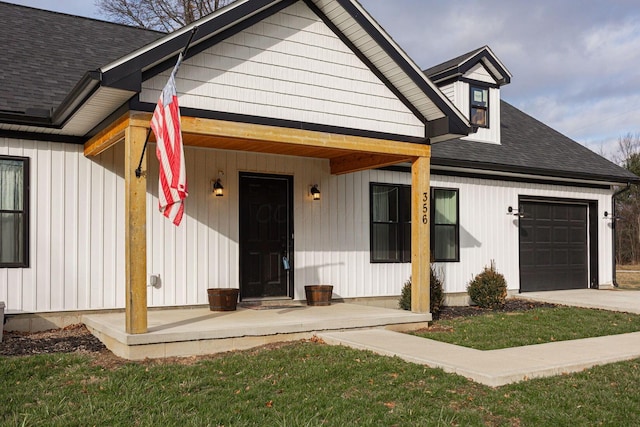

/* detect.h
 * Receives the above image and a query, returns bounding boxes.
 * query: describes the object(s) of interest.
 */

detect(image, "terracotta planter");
[207,288,239,311]
[304,285,333,306]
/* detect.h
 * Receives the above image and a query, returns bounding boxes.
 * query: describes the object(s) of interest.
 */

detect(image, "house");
[0,0,637,333]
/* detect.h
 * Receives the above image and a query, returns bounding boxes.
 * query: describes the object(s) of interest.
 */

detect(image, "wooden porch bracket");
[411,156,431,313]
[84,113,130,157]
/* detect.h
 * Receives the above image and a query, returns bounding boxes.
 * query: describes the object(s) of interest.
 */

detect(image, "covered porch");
[84,112,433,335]
[83,301,431,360]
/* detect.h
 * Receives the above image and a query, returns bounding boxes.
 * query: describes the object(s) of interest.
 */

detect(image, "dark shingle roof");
[0,1,164,114]
[431,100,639,184]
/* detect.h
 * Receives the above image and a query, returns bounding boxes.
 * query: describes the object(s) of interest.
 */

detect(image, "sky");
[6,0,640,161]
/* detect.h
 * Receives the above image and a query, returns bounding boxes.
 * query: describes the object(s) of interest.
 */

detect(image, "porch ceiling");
[84,112,430,175]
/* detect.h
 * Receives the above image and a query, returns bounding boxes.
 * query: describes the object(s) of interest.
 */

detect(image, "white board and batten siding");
[431,174,614,293]
[0,138,126,313]
[140,1,424,139]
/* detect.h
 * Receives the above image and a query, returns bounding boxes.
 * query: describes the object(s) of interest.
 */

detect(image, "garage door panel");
[520,201,588,292]
[536,226,551,243]
[553,227,568,243]
[554,205,569,220]
[570,228,587,244]
[570,207,586,220]
[570,249,587,266]
[554,249,568,265]
[534,249,552,266]
[536,204,552,220]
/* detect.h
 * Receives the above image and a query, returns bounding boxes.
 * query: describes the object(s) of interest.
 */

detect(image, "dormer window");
[470,86,489,127]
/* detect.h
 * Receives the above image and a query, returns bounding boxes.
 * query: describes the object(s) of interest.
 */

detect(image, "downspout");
[612,184,631,287]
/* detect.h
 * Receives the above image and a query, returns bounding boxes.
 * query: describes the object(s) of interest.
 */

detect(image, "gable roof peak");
[424,45,512,86]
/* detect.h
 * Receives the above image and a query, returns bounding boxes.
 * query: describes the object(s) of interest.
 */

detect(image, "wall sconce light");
[507,206,525,218]
[211,170,224,197]
[603,211,622,221]
[310,184,320,201]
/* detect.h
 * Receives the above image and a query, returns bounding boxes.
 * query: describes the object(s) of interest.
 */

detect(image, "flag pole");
[135,26,199,178]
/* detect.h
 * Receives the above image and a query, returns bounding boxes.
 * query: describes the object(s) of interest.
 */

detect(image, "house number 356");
[422,192,428,224]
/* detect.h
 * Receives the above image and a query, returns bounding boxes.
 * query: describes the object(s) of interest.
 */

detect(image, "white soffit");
[62,87,135,136]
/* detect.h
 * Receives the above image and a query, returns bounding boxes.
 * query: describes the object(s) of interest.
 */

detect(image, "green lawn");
[412,307,640,350]
[617,266,640,289]
[3,307,640,426]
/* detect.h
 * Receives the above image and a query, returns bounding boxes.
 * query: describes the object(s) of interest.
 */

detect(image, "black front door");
[239,173,293,299]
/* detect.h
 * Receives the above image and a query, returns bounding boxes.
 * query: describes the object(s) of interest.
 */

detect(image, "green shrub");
[467,260,507,309]
[398,265,444,315]
[399,278,412,311]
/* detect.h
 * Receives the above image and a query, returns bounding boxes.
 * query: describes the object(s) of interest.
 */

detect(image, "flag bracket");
[135,128,153,178]
[134,26,198,180]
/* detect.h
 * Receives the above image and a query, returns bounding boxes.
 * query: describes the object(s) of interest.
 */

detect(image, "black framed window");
[470,86,489,128]
[431,188,459,262]
[0,156,29,267]
[370,183,411,262]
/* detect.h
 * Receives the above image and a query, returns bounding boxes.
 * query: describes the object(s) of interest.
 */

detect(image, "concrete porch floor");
[83,302,431,360]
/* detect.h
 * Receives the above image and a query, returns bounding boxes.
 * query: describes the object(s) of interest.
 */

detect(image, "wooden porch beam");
[330,153,414,175]
[84,113,131,157]
[124,124,148,334]
[411,156,431,313]
[129,113,431,158]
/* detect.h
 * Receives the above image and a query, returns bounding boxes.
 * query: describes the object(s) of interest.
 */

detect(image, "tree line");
[612,133,640,265]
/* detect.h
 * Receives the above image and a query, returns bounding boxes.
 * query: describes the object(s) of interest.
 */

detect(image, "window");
[370,184,459,263]
[470,86,489,127]
[0,157,29,267]
[370,183,411,262]
[432,188,459,262]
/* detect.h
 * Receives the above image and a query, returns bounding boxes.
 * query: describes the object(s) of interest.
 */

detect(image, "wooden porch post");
[124,124,148,334]
[411,156,431,313]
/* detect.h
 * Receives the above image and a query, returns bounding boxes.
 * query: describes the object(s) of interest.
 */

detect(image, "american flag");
[151,53,188,226]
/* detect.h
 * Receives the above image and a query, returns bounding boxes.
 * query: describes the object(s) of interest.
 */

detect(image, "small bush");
[399,265,444,315]
[399,278,412,311]
[467,260,507,309]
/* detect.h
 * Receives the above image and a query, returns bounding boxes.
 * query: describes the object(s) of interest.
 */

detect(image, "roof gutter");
[611,183,632,288]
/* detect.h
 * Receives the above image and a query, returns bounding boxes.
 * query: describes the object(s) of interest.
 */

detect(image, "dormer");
[424,46,512,144]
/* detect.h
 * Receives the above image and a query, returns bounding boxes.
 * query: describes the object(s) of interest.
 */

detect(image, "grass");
[412,307,640,350]
[3,305,640,426]
[617,264,640,289]
[2,340,640,426]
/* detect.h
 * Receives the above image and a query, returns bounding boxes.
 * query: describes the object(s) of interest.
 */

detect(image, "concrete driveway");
[517,288,640,314]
